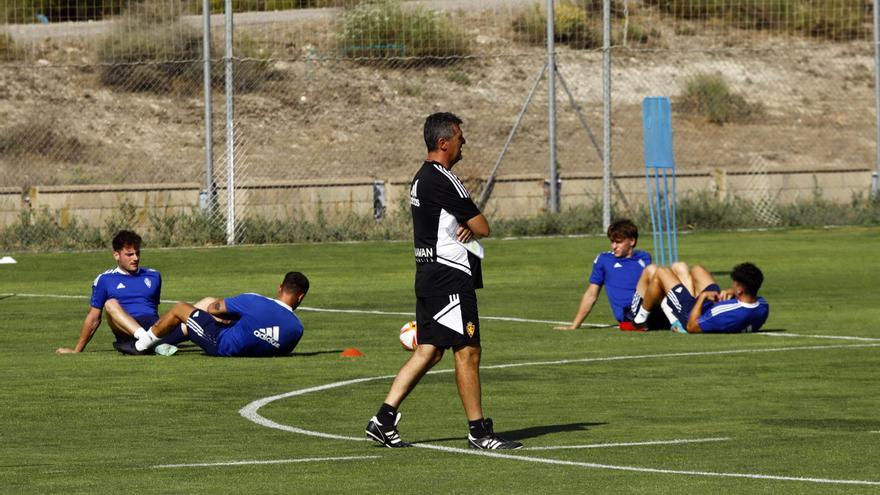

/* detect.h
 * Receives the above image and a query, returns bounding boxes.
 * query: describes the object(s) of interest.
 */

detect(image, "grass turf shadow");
[414,422,607,443]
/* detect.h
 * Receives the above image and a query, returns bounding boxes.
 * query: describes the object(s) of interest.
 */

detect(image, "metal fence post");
[873,0,880,198]
[547,0,559,213]
[224,0,235,244]
[201,0,215,215]
[602,0,612,230]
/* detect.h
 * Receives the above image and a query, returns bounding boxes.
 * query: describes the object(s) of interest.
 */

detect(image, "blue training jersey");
[589,250,651,322]
[90,267,161,317]
[698,297,770,333]
[217,293,304,357]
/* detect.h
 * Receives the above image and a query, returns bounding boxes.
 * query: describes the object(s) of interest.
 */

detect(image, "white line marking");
[2,292,611,328]
[415,443,880,486]
[152,455,380,469]
[524,437,731,451]
[759,332,880,342]
[239,342,880,486]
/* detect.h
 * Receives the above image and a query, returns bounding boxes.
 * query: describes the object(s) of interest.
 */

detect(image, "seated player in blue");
[121,271,309,357]
[631,261,769,334]
[56,230,186,354]
[555,219,667,331]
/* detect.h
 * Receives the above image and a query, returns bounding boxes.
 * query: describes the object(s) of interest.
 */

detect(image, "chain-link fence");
[0,0,877,249]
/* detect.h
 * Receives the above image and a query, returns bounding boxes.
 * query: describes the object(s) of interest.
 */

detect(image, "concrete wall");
[0,168,873,229]
[0,187,22,226]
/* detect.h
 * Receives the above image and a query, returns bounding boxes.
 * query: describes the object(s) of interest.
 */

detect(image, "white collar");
[273,298,293,312]
[113,267,140,276]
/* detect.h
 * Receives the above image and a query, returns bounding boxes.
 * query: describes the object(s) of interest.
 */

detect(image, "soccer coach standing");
[365,112,522,450]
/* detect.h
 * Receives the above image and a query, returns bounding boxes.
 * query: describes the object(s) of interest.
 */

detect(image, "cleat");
[670,320,689,334]
[619,321,646,332]
[154,343,178,356]
[365,413,412,448]
[113,340,152,355]
[468,418,523,450]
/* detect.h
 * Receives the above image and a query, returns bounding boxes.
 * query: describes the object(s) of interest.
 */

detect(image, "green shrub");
[0,33,24,61]
[207,0,345,13]
[643,0,867,41]
[3,192,879,251]
[678,72,763,125]
[1,0,348,23]
[97,2,277,94]
[338,0,470,63]
[2,0,127,23]
[97,2,203,93]
[791,1,865,41]
[512,2,601,49]
[0,114,86,162]
[445,71,471,86]
[622,23,657,46]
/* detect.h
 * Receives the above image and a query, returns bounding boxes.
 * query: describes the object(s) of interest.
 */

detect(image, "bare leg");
[635,264,658,298]
[151,301,197,338]
[194,297,218,311]
[690,265,718,293]
[643,267,686,310]
[384,344,444,408]
[103,299,142,339]
[670,262,695,294]
[453,345,483,421]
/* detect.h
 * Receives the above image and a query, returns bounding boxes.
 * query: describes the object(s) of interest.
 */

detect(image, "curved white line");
[240,343,880,486]
[524,437,731,451]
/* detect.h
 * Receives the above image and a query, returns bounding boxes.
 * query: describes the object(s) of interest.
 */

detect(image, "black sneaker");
[468,418,523,450]
[113,340,152,356]
[365,412,412,448]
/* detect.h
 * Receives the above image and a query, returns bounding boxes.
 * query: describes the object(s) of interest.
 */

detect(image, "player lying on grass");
[631,261,769,334]
[117,271,309,357]
[56,230,186,355]
[555,219,668,331]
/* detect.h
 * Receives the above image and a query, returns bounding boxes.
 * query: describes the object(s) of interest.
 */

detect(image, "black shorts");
[623,293,670,330]
[416,291,480,349]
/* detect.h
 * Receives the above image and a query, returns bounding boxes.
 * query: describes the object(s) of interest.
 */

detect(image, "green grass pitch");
[1,227,879,494]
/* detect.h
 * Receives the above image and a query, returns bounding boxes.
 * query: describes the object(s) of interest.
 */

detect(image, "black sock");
[468,418,488,438]
[376,403,397,426]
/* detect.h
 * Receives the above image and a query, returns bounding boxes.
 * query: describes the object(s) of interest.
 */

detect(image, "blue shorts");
[185,309,228,356]
[664,283,721,326]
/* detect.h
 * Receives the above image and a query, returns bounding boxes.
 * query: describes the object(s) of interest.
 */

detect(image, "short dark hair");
[731,262,764,296]
[281,271,309,295]
[112,230,142,251]
[606,219,638,241]
[424,112,463,152]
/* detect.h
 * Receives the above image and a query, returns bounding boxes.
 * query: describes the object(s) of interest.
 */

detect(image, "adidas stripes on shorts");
[416,291,480,348]
[185,309,229,356]
[665,283,721,326]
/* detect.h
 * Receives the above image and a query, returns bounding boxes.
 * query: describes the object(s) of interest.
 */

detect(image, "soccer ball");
[399,321,418,351]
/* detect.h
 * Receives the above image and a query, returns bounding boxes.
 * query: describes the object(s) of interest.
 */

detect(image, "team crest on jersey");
[466,321,476,337]
[144,278,151,288]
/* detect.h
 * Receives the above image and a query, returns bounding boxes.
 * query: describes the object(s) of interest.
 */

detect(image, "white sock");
[633,306,650,325]
[133,327,147,340]
[135,328,160,351]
